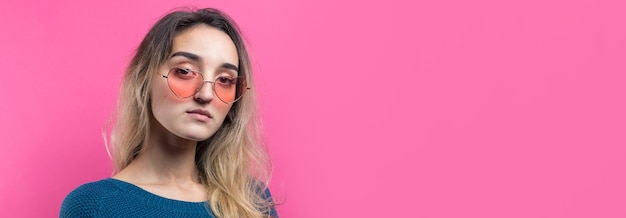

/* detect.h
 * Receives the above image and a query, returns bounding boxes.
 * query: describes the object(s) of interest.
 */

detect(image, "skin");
[113,24,239,202]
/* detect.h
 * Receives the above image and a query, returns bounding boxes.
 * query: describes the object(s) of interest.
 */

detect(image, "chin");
[180,129,216,142]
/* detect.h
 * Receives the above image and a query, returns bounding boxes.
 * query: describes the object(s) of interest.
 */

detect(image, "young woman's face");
[150,24,239,142]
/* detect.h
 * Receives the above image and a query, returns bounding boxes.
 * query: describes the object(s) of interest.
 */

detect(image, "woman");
[61,8,277,217]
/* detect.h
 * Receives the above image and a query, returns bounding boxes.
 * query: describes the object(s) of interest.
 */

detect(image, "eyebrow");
[221,63,239,72]
[170,51,239,72]
[170,51,201,62]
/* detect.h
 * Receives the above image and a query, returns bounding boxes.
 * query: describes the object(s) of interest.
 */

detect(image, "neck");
[124,122,201,185]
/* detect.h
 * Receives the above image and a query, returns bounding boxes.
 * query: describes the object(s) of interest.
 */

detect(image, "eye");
[172,68,197,80]
[216,76,237,86]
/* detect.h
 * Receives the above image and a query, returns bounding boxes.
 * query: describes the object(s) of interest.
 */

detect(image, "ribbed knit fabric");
[60,178,277,218]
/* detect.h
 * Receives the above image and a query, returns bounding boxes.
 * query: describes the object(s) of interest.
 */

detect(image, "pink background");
[1,0,625,217]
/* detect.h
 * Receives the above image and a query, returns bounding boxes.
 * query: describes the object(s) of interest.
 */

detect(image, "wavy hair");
[109,8,273,217]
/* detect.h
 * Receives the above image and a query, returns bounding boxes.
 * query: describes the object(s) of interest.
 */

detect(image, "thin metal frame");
[160,67,250,104]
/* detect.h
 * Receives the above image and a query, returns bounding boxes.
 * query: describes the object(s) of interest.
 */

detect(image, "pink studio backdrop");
[1,0,625,217]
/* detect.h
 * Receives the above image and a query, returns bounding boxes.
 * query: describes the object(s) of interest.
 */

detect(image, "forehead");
[170,24,239,67]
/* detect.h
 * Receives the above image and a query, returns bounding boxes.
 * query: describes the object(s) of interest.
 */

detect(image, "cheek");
[213,102,234,119]
[152,78,186,102]
[150,90,168,120]
[150,79,185,116]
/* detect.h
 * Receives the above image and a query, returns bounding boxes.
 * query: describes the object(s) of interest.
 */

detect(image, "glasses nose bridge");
[196,80,216,96]
[201,80,216,90]
[191,72,217,99]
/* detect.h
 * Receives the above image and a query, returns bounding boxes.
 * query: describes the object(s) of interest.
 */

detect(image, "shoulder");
[256,184,279,218]
[60,179,118,217]
[266,189,279,218]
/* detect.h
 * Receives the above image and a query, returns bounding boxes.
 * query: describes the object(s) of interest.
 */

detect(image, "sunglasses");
[160,67,249,104]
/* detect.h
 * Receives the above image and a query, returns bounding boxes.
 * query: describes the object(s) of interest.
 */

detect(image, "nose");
[193,81,214,103]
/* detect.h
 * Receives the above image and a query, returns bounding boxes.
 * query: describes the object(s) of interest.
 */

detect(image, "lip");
[186,109,212,122]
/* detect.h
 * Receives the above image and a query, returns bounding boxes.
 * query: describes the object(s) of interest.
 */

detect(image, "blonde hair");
[110,8,274,217]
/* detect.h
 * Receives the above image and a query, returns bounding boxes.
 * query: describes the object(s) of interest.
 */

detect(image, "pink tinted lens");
[167,68,202,98]
[214,77,237,102]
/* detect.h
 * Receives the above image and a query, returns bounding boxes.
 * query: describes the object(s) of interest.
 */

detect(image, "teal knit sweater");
[60,178,277,217]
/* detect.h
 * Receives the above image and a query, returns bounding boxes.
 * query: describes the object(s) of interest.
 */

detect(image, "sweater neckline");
[105,178,210,212]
